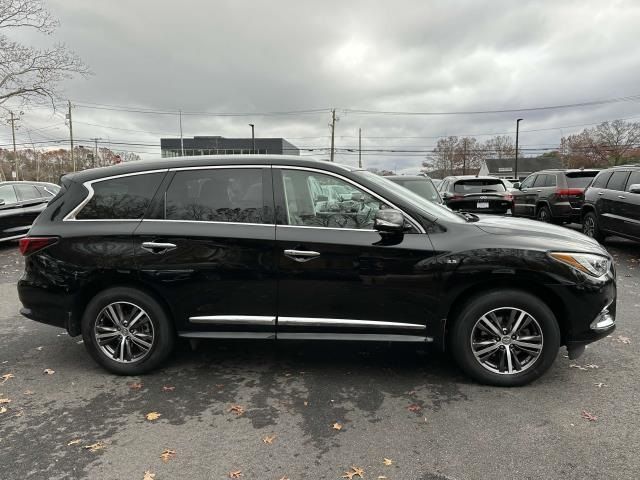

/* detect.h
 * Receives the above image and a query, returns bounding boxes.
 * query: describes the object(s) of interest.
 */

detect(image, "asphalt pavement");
[0,234,639,480]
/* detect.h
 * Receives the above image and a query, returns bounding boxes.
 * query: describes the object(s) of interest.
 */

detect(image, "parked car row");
[0,181,60,243]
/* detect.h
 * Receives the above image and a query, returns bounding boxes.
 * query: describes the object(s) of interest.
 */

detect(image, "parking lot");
[0,234,639,480]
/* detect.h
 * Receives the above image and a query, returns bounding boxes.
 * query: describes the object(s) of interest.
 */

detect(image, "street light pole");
[515,118,523,180]
[249,123,255,154]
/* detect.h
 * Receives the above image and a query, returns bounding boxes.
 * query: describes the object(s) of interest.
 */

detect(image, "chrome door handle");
[618,195,626,199]
[141,242,177,254]
[598,192,605,195]
[536,189,542,192]
[284,249,321,262]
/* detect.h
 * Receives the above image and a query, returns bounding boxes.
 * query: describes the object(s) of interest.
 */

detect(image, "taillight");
[19,237,58,256]
[556,188,584,199]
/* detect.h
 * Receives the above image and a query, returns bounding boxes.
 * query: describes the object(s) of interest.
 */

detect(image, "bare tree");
[0,0,90,113]
[560,120,640,167]
[483,135,516,160]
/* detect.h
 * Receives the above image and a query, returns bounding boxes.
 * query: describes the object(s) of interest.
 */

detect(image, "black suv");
[17,156,616,386]
[512,169,599,223]
[0,181,60,242]
[581,165,640,243]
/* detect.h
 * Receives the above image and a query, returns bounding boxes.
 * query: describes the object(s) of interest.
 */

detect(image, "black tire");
[536,205,562,224]
[449,289,560,387]
[582,211,605,243]
[81,287,175,375]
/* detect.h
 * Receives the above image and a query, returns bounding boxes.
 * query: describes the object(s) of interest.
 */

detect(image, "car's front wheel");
[449,289,560,386]
[81,287,175,375]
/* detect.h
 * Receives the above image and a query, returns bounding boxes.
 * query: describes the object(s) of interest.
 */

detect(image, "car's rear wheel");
[81,287,175,375]
[582,211,605,243]
[449,289,560,387]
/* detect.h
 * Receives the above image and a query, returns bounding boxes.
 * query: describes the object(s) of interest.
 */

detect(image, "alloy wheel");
[537,208,550,222]
[470,307,544,375]
[94,301,155,363]
[583,216,596,238]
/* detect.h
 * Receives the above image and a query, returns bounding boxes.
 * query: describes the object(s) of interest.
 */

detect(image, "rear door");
[512,174,537,217]
[274,167,437,341]
[601,170,631,233]
[134,166,277,338]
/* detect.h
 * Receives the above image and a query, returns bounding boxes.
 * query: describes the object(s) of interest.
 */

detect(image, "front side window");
[77,172,164,220]
[0,185,18,205]
[520,175,536,189]
[281,170,388,229]
[14,184,41,201]
[591,171,612,188]
[165,168,266,224]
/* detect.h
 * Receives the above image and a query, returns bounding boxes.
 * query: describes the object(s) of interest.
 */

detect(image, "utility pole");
[358,128,362,168]
[91,138,102,168]
[515,118,523,180]
[10,111,18,179]
[329,109,336,162]
[67,101,75,171]
[249,123,255,153]
[462,138,468,175]
[179,110,184,156]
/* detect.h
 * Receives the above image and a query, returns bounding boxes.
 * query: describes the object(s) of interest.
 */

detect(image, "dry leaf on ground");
[0,406,7,414]
[228,405,245,416]
[67,439,81,446]
[23,390,34,395]
[407,404,422,413]
[0,398,10,404]
[128,382,143,390]
[615,335,631,344]
[278,477,290,480]
[43,368,55,375]
[342,466,365,479]
[83,442,105,452]
[229,470,243,478]
[383,458,393,465]
[262,434,276,444]
[0,373,14,384]
[594,382,607,388]
[162,385,175,392]
[160,448,176,463]
[146,412,161,421]
[143,471,156,480]
[332,422,343,431]
[581,410,598,422]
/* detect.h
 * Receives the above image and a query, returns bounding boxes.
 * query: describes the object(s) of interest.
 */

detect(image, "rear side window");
[0,185,18,205]
[453,179,506,193]
[626,171,640,192]
[165,168,266,224]
[606,171,630,192]
[14,184,41,201]
[77,173,164,220]
[591,171,612,188]
[566,171,598,188]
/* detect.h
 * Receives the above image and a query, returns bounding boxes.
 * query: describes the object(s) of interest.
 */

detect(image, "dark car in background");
[512,169,598,224]
[17,156,616,387]
[0,181,60,242]
[438,175,513,214]
[386,175,442,204]
[581,165,640,243]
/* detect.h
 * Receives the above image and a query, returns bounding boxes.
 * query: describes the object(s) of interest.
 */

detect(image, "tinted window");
[591,171,612,188]
[566,171,598,188]
[0,185,18,205]
[533,175,547,187]
[626,171,640,192]
[282,169,388,229]
[453,179,506,193]
[165,168,266,223]
[77,173,164,220]
[390,179,440,203]
[14,184,41,201]
[520,175,536,189]
[606,171,630,191]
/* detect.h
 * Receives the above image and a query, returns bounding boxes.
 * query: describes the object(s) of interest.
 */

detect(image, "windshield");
[454,179,506,193]
[355,171,465,223]
[390,179,441,203]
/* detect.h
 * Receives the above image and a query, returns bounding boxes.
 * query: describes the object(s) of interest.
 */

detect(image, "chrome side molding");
[278,317,426,330]
[189,315,276,325]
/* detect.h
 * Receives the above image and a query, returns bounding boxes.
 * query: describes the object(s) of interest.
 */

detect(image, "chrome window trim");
[274,165,426,234]
[63,169,169,222]
[168,165,269,172]
[278,317,426,330]
[189,315,275,325]
[277,224,375,233]
[142,219,274,227]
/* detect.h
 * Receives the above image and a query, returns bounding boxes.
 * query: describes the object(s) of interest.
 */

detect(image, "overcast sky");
[4,0,640,172]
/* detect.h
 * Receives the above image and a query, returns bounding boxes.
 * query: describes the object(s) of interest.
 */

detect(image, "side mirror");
[0,199,5,206]
[374,209,406,234]
[629,184,640,194]
[512,182,521,189]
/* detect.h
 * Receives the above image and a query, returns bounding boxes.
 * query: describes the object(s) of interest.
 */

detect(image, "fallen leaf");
[332,422,343,431]
[143,471,156,480]
[83,442,105,452]
[581,410,598,422]
[160,448,176,463]
[128,382,143,390]
[342,466,365,479]
[407,403,422,413]
[0,398,10,404]
[23,390,34,395]
[279,477,290,480]
[615,335,631,344]
[0,373,14,384]
[378,477,388,479]
[162,385,175,392]
[43,368,55,375]
[228,405,245,416]
[0,406,7,414]
[262,434,276,445]
[67,439,81,446]
[593,382,607,388]
[36,346,43,351]
[14,409,24,417]
[383,458,393,466]
[146,412,161,421]
[229,470,243,478]
[303,401,308,406]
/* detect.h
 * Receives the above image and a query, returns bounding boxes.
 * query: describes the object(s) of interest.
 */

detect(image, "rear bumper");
[550,202,582,221]
[18,281,80,335]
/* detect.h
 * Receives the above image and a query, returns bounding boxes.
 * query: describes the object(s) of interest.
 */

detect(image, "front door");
[600,170,630,233]
[134,166,277,338]
[273,167,438,341]
[512,174,537,217]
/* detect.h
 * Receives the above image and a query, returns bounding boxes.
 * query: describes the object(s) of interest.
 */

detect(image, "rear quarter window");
[76,172,165,220]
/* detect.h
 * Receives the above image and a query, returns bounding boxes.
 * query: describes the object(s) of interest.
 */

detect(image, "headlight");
[549,252,610,277]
